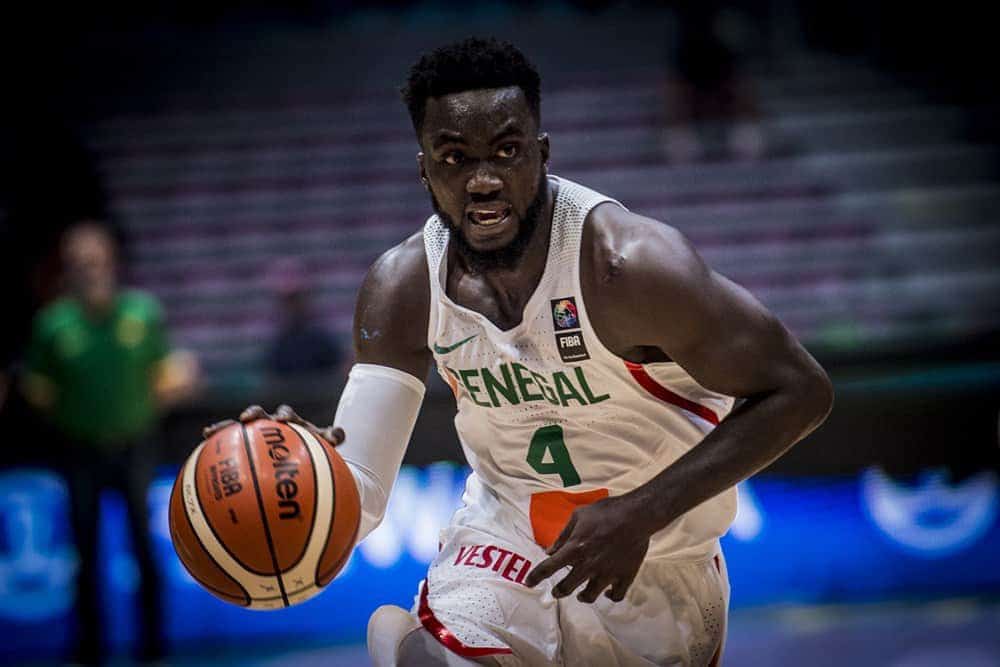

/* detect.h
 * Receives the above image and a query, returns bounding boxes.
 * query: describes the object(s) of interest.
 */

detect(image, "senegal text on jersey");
[443,362,610,408]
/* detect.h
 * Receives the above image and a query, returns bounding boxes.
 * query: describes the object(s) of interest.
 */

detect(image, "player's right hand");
[202,404,346,448]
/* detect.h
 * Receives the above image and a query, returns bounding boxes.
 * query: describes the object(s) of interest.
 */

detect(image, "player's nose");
[466,165,503,197]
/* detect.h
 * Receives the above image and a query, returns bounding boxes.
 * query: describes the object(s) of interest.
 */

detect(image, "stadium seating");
[84,53,1000,387]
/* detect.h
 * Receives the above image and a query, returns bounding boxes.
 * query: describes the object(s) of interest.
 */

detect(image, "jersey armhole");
[573,199,629,365]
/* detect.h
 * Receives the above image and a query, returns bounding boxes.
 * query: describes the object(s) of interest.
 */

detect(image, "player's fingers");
[605,571,638,602]
[551,564,592,599]
[202,419,236,439]
[546,514,578,555]
[524,547,578,588]
[577,575,613,604]
[322,426,346,446]
[239,405,269,422]
[274,404,308,425]
[273,405,335,446]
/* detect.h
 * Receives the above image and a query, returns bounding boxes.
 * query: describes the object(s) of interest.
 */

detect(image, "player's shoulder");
[33,297,79,336]
[580,199,716,354]
[355,230,430,335]
[361,230,429,302]
[582,201,707,294]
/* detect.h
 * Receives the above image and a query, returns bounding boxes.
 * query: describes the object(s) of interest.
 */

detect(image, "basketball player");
[211,38,833,666]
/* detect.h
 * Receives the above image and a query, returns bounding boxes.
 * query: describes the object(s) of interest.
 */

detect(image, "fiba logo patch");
[556,332,590,362]
[550,297,589,362]
[862,468,998,558]
[551,298,579,331]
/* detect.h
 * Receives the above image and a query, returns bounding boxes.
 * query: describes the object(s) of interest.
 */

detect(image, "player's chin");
[462,213,520,251]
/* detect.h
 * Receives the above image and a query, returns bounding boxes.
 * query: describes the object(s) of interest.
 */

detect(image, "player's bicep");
[662,271,808,399]
[630,228,815,399]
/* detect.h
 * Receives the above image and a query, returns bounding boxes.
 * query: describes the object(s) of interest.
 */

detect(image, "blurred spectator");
[21,221,198,664]
[663,1,765,162]
[264,262,343,379]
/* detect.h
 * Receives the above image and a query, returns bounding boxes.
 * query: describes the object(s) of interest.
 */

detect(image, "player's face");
[63,226,117,309]
[418,87,549,261]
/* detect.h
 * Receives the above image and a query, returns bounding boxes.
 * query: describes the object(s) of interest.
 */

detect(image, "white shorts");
[410,487,730,666]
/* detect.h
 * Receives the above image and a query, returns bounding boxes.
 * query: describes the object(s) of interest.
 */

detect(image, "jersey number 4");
[527,425,581,487]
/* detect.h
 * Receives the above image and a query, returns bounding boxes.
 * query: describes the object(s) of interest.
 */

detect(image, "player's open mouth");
[467,205,512,227]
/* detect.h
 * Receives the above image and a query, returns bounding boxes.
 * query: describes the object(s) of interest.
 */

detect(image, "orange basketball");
[168,420,360,609]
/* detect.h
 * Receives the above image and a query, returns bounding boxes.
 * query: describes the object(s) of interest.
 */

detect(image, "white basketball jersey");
[423,175,736,560]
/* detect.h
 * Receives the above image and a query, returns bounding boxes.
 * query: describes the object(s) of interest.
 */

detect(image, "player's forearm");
[334,363,426,540]
[623,370,833,537]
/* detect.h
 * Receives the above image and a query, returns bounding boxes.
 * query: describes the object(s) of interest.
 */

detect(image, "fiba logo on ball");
[169,421,360,609]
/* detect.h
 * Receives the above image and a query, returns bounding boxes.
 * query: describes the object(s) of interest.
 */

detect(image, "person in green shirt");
[23,221,197,665]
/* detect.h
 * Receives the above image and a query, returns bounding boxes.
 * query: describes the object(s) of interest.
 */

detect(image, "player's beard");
[432,170,548,273]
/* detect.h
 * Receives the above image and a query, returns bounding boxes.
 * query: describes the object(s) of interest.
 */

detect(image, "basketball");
[168,420,360,609]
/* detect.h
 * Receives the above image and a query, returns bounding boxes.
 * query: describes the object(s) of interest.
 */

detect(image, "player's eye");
[497,143,518,159]
[443,151,465,166]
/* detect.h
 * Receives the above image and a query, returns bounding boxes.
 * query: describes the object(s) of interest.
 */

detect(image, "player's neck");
[77,291,118,321]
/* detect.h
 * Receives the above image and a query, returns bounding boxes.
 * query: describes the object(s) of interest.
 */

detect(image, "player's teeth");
[474,211,504,225]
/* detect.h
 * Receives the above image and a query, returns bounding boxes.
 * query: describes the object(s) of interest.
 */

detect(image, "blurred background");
[1,1,998,665]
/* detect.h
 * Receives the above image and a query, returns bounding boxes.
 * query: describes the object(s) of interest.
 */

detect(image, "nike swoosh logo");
[433,334,478,355]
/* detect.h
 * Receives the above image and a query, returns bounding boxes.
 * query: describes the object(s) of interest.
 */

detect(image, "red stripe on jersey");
[624,361,720,425]
[418,580,513,658]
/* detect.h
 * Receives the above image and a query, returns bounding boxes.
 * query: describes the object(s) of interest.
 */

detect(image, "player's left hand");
[524,495,650,604]
[202,404,345,448]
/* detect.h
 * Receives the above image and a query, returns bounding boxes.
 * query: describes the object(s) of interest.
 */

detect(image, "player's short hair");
[401,37,542,135]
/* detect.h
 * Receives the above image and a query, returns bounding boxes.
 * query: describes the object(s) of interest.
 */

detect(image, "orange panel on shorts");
[529,488,609,550]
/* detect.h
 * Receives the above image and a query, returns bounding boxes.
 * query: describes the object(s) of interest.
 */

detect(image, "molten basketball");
[168,420,360,609]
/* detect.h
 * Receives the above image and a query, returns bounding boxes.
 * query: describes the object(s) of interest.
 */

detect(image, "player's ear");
[538,133,550,167]
[417,152,429,190]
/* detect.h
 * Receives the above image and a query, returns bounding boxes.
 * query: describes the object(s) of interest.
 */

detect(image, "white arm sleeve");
[334,363,426,541]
